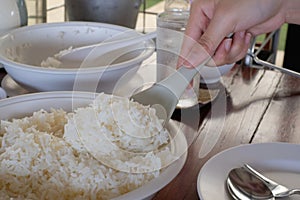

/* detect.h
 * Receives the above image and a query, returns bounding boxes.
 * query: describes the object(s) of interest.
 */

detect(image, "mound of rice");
[0,93,177,200]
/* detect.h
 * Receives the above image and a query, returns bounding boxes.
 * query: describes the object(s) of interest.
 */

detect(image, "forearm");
[285,0,300,24]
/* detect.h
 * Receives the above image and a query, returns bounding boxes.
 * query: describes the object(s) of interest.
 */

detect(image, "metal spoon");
[227,167,275,200]
[131,57,211,124]
[244,164,300,198]
[57,31,157,67]
[227,177,254,200]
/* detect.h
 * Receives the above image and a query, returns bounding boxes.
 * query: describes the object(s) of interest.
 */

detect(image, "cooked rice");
[0,93,176,200]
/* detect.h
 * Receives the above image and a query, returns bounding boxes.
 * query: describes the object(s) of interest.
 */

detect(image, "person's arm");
[285,0,300,24]
[180,0,294,68]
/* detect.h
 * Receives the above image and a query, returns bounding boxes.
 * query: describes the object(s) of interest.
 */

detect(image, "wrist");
[284,0,300,24]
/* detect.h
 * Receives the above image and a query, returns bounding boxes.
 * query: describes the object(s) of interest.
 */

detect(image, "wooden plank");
[154,64,282,200]
[198,65,282,155]
[252,74,300,143]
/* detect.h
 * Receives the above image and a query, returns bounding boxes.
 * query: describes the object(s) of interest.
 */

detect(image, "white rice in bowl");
[0,93,177,200]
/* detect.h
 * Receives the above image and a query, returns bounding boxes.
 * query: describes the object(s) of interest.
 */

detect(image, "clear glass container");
[156,10,200,108]
[164,0,190,12]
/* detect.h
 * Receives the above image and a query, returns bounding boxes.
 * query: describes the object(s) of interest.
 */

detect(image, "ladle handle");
[158,57,211,99]
[250,53,300,79]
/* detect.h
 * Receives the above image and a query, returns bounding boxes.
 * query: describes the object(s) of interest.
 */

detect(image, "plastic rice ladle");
[131,57,211,124]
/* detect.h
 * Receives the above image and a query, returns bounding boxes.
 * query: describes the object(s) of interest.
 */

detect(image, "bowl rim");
[0,91,188,200]
[0,22,155,74]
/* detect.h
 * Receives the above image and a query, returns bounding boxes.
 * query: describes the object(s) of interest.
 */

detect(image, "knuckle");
[198,35,216,56]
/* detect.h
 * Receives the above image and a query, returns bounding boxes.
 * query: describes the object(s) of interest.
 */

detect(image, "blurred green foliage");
[145,0,163,8]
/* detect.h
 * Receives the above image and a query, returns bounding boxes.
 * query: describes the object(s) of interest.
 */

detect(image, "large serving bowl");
[0,22,155,93]
[0,91,187,200]
[199,63,235,84]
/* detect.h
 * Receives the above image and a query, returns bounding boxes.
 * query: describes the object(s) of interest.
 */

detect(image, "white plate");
[0,87,6,99]
[1,72,144,97]
[197,142,300,200]
[1,75,33,97]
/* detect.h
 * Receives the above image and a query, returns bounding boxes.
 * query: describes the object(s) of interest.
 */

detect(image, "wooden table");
[153,63,300,200]
[1,61,300,199]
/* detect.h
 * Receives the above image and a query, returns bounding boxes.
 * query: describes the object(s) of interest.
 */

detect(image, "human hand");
[179,0,285,68]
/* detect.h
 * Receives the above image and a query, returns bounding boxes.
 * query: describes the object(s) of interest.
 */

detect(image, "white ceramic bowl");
[199,63,235,84]
[0,0,27,35]
[0,22,155,93]
[0,91,187,200]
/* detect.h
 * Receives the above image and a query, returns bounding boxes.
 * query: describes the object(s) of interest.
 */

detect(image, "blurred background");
[26,0,164,32]
[24,0,291,68]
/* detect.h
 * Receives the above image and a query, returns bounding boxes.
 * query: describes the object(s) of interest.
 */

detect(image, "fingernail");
[224,38,232,52]
[245,32,252,44]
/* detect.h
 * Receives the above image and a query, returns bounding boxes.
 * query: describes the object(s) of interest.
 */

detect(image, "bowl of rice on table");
[0,91,187,200]
[0,22,155,93]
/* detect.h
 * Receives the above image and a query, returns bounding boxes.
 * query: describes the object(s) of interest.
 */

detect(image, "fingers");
[180,35,212,68]
[178,0,210,68]
[213,31,252,66]
[181,8,235,67]
[181,30,252,68]
[185,0,209,40]
[209,38,232,66]
[179,0,286,69]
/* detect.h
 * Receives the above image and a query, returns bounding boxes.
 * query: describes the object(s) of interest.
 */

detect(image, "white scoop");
[131,57,211,124]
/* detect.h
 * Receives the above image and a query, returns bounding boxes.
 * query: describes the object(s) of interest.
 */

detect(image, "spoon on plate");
[227,167,275,200]
[244,164,300,198]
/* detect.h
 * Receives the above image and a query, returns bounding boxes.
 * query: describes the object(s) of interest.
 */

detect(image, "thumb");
[181,34,212,68]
